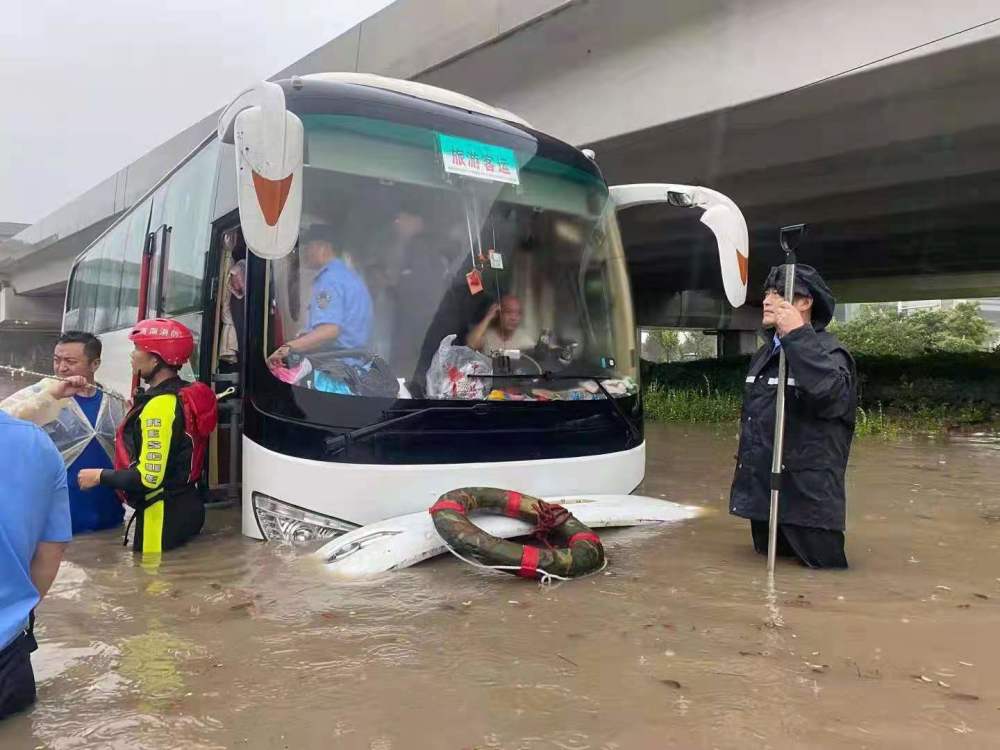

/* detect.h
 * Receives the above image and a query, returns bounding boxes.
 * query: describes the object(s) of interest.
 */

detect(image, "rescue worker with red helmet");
[77,319,217,553]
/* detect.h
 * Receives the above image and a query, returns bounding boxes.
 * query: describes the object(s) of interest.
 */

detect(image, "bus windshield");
[264,113,637,402]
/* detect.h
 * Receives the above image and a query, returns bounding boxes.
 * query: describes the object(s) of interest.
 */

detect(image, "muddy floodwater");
[2,423,999,749]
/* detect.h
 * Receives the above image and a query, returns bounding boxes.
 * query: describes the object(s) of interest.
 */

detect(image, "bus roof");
[296,73,531,128]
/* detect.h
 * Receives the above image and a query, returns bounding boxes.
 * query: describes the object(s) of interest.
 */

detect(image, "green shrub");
[642,350,1000,434]
[829,302,994,357]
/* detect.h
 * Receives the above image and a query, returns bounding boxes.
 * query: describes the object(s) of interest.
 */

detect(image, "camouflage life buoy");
[429,487,604,579]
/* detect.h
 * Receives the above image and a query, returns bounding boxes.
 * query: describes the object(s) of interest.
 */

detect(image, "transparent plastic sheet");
[0,379,66,427]
[0,379,125,464]
[44,406,95,465]
[425,334,492,400]
[93,392,126,461]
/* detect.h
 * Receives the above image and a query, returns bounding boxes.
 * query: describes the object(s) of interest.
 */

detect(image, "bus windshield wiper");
[472,373,641,443]
[325,403,493,457]
[326,373,639,457]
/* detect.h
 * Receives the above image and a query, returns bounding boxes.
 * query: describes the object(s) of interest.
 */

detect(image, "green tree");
[655,329,681,361]
[679,331,718,360]
[936,302,995,351]
[831,302,994,356]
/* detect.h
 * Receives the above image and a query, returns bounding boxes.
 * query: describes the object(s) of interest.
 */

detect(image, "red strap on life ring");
[568,532,602,547]
[429,499,466,515]
[518,545,540,578]
[504,491,523,518]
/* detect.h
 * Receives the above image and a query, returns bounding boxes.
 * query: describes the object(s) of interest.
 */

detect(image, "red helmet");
[129,318,195,366]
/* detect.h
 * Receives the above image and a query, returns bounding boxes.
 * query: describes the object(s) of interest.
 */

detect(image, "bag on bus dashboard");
[426,334,492,400]
[308,350,399,399]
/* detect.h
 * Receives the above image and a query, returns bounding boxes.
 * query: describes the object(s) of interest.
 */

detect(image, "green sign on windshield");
[438,134,520,185]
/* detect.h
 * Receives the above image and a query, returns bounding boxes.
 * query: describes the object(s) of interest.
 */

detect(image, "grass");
[644,379,997,439]
[643,378,742,424]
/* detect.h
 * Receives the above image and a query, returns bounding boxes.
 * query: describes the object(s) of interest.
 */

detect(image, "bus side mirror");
[218,82,303,260]
[609,183,750,308]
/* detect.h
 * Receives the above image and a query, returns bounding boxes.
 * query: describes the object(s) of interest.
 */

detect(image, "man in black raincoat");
[729,264,857,568]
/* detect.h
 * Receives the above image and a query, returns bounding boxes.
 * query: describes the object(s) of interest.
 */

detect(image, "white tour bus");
[64,73,749,543]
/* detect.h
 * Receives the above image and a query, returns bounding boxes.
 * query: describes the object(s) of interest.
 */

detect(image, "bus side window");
[71,244,101,332]
[64,263,83,330]
[93,223,127,333]
[149,141,219,317]
[115,200,153,328]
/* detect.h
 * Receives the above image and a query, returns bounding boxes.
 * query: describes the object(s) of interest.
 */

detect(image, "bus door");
[204,222,245,503]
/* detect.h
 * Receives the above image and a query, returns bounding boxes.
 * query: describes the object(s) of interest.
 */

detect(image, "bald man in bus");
[467,294,535,357]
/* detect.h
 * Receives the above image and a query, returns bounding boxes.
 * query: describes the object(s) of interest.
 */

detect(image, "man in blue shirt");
[1,332,125,534]
[0,411,72,719]
[267,224,374,378]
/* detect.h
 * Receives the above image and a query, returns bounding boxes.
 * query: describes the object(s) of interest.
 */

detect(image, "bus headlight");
[252,493,359,545]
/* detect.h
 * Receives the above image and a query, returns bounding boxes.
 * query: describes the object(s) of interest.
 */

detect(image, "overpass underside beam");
[606,34,1000,323]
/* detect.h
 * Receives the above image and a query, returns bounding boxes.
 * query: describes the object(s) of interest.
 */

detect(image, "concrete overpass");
[3,0,1000,337]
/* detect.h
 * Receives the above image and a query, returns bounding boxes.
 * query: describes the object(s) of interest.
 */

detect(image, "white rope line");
[0,364,130,403]
[441,541,609,587]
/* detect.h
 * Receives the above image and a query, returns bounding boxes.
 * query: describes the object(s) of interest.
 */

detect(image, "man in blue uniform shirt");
[0,411,72,719]
[1,332,125,534]
[267,224,374,388]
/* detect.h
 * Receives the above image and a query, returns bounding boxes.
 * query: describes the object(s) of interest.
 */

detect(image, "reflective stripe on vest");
[138,394,176,491]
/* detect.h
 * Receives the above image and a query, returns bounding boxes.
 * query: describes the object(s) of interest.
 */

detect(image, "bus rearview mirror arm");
[218,81,304,261]
[609,183,750,308]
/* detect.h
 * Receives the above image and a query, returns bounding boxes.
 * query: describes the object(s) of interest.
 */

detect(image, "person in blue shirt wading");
[1,332,125,534]
[0,411,72,720]
[267,223,374,393]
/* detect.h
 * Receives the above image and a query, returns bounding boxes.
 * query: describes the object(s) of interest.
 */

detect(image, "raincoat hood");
[763,263,836,330]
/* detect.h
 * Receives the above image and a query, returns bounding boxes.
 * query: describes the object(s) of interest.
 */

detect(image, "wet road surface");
[2,423,999,749]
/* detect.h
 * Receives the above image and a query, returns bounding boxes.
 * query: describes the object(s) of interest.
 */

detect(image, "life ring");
[429,487,604,579]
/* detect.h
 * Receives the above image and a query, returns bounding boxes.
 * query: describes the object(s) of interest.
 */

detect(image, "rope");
[0,363,130,403]
[531,500,572,550]
[441,541,608,587]
[0,365,236,406]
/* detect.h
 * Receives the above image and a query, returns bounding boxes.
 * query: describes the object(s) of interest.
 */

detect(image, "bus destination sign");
[438,134,520,185]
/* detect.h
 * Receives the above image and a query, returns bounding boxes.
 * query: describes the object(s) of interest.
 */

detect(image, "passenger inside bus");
[466,294,535,357]
[359,202,455,380]
[218,229,246,372]
[267,224,374,392]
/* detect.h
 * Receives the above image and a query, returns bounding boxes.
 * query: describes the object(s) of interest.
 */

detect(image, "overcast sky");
[1,0,393,224]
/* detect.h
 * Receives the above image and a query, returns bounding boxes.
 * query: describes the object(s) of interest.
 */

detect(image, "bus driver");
[467,294,535,358]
